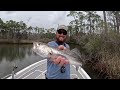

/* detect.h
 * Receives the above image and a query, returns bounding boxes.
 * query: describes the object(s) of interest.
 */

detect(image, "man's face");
[56,29,67,43]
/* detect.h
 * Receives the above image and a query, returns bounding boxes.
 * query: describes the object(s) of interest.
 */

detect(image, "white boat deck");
[4,59,91,79]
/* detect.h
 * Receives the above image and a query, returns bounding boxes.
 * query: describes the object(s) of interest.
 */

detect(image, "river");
[0,44,99,79]
[0,44,44,78]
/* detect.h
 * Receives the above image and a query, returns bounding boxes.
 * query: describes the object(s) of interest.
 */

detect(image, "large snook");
[32,42,84,68]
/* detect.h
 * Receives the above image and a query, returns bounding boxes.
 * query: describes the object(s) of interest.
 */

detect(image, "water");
[0,44,43,78]
[0,43,98,79]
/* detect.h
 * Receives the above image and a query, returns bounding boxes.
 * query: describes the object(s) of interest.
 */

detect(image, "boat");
[2,59,91,79]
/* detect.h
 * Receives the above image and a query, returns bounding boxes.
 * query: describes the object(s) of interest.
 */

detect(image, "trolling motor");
[12,63,18,79]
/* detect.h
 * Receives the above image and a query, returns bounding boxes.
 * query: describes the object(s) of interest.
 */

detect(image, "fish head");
[32,42,52,58]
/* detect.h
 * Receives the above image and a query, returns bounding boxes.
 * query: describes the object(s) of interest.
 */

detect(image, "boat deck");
[4,59,91,79]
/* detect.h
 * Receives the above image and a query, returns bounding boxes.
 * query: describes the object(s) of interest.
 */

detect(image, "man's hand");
[54,56,69,66]
[49,45,69,66]
[58,45,67,50]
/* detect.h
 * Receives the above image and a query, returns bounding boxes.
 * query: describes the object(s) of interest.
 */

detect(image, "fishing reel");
[60,66,66,73]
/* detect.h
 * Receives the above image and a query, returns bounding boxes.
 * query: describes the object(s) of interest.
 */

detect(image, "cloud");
[47,11,73,29]
[51,11,67,24]
[0,11,102,29]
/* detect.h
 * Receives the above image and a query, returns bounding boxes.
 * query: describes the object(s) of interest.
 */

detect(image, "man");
[45,25,70,79]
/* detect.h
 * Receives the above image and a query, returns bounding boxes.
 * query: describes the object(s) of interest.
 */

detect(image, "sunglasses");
[57,29,67,35]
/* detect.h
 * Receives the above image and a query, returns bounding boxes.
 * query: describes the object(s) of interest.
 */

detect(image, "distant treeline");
[0,19,56,43]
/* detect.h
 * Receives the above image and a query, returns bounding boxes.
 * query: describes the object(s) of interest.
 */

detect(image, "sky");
[0,11,103,29]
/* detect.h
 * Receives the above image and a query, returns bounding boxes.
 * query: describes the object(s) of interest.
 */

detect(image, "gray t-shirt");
[46,41,70,79]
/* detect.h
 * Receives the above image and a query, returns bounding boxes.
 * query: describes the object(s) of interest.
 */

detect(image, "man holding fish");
[45,25,70,79]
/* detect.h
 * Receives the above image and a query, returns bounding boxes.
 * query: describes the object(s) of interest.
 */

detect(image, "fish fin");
[70,48,81,56]
[69,48,85,65]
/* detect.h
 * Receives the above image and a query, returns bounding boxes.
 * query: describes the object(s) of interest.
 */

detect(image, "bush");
[77,32,120,79]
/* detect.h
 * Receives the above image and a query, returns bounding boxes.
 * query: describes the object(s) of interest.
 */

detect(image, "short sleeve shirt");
[46,41,70,79]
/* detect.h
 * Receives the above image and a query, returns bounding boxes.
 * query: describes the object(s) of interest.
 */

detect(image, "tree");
[0,18,4,38]
[103,11,108,34]
[67,11,81,35]
[85,11,101,34]
[114,11,120,34]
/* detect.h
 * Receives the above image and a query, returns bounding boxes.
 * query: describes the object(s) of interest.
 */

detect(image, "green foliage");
[67,11,120,78]
[77,32,120,79]
[83,35,103,54]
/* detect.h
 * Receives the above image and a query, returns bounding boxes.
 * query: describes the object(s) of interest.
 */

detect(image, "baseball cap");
[57,25,68,31]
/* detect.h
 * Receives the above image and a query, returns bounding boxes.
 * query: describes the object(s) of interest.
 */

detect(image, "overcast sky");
[0,11,103,29]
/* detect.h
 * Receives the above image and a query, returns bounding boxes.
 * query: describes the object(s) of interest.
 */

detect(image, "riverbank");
[0,39,33,44]
[0,39,53,44]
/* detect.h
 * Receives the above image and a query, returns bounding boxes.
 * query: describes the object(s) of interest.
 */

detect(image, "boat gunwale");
[6,59,91,79]
[7,59,47,79]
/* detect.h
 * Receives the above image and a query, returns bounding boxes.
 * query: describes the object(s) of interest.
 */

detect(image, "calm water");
[0,44,98,79]
[0,44,43,78]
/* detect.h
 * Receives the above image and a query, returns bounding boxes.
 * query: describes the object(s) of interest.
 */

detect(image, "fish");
[32,42,84,70]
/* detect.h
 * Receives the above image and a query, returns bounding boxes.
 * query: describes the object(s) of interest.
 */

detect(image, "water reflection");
[0,45,31,62]
[0,44,42,78]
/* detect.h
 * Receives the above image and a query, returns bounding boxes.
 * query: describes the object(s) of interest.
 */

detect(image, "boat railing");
[1,63,18,79]
[1,74,12,79]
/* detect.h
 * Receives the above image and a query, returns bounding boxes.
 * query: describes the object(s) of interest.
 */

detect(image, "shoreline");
[0,39,53,44]
[0,39,77,45]
[0,39,33,44]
